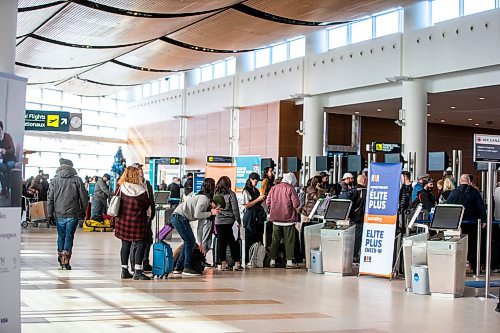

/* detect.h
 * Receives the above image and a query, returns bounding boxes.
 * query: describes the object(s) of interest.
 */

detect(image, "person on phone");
[242,172,266,266]
[171,178,220,276]
[215,176,242,271]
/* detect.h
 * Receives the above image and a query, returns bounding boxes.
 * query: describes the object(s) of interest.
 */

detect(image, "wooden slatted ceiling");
[78,62,169,85]
[92,0,242,14]
[35,3,214,46]
[17,4,65,37]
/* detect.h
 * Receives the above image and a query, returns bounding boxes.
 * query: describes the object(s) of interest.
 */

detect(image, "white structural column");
[302,96,324,179]
[302,30,328,178]
[402,79,428,177]
[0,0,17,74]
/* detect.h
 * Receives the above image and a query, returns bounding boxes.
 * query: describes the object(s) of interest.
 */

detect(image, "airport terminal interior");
[1,0,500,332]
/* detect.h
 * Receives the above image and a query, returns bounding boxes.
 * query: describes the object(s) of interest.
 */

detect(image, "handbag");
[107,188,121,217]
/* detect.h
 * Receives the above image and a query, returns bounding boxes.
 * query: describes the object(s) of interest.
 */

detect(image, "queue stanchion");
[475,218,482,278]
[484,162,495,298]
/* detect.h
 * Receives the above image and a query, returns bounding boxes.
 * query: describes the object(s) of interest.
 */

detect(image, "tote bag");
[107,188,121,217]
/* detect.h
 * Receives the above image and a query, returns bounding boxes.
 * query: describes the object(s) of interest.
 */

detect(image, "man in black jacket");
[48,158,89,270]
[351,175,367,263]
[167,177,182,206]
[90,173,114,221]
[447,174,487,274]
[399,171,413,233]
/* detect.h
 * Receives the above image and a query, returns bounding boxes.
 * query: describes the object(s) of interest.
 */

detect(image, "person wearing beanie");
[90,173,114,221]
[48,158,88,270]
[0,121,16,197]
[266,172,300,269]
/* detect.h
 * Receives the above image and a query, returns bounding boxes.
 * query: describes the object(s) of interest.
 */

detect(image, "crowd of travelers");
[25,158,500,312]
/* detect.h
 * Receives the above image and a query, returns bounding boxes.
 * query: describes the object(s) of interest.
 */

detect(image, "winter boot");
[63,251,72,270]
[133,269,151,280]
[121,267,133,279]
[57,251,64,268]
[142,259,153,272]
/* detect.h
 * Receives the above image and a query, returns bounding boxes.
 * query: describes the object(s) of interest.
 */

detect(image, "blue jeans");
[171,214,195,269]
[0,160,16,189]
[56,217,79,252]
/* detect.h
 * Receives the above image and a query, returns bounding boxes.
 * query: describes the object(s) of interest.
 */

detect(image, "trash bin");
[411,265,430,295]
[310,249,323,274]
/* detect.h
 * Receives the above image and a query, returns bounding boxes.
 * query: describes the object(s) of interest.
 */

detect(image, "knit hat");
[59,158,73,167]
[282,173,297,186]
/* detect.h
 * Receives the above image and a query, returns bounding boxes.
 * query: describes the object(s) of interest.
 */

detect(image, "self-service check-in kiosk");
[426,204,468,298]
[154,191,173,240]
[304,200,325,270]
[320,200,355,276]
[403,204,430,292]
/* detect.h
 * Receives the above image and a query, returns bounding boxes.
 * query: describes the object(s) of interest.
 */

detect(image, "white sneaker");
[270,259,276,268]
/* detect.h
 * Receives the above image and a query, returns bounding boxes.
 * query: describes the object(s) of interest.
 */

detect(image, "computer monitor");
[154,191,171,205]
[428,152,449,171]
[316,156,333,171]
[384,153,401,163]
[324,199,352,221]
[347,155,362,172]
[430,204,464,231]
[286,157,301,172]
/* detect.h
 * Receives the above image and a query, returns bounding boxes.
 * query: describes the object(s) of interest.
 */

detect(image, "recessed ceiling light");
[450,106,456,109]
[467,118,473,121]
[354,111,360,114]
[475,123,480,126]
[427,103,430,107]
[377,108,382,112]
[478,97,485,100]
[427,113,431,117]
[440,119,445,123]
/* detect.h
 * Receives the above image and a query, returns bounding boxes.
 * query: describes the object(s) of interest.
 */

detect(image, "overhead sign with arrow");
[25,110,82,132]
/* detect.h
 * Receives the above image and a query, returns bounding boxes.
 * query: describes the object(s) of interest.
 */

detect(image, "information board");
[474,134,500,162]
[25,110,82,132]
[235,156,261,191]
[372,142,401,154]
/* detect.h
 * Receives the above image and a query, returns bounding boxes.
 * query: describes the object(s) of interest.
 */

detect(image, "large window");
[432,0,497,24]
[327,9,402,50]
[24,88,127,178]
[201,65,214,82]
[271,43,288,64]
[255,48,271,68]
[289,37,305,59]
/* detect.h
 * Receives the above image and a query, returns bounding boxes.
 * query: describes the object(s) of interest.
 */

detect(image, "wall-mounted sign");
[207,155,233,164]
[145,157,181,165]
[372,142,401,154]
[474,134,500,163]
[25,110,82,132]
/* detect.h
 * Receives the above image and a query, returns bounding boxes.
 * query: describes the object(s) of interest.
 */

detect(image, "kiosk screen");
[324,200,352,221]
[154,191,171,205]
[430,205,464,231]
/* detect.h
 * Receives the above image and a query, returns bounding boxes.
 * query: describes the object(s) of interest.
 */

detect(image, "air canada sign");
[474,134,500,163]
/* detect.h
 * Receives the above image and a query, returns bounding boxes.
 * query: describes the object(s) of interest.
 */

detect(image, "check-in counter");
[304,222,324,270]
[402,233,429,291]
[427,235,468,297]
[321,223,355,276]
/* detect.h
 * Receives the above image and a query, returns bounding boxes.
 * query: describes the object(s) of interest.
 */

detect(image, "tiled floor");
[20,227,500,333]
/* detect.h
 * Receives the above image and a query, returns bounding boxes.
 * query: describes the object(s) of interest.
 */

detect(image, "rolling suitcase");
[151,211,174,279]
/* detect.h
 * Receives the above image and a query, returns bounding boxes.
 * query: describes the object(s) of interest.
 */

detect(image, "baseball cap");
[342,172,354,180]
[248,172,262,181]
[446,167,452,172]
[417,173,430,180]
[131,163,143,168]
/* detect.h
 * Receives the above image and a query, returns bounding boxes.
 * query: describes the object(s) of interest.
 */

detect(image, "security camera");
[394,120,403,127]
[296,129,304,136]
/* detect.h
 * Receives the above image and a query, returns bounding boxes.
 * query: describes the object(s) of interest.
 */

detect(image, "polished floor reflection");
[21,228,500,333]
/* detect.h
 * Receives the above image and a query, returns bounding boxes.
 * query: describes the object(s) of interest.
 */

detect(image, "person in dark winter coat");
[90,173,114,221]
[351,175,367,263]
[416,178,436,212]
[447,174,487,274]
[214,176,242,271]
[0,121,16,196]
[242,173,266,265]
[114,166,152,280]
[47,158,89,270]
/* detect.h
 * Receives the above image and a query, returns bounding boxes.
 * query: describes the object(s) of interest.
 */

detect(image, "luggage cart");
[21,196,51,228]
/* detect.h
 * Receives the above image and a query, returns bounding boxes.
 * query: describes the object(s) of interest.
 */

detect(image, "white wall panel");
[306,34,402,95]
[127,89,183,126]
[185,76,234,116]
[405,8,500,77]
[237,58,304,107]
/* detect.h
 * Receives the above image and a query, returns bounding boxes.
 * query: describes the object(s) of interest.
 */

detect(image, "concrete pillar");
[302,96,324,178]
[305,30,328,57]
[236,52,255,74]
[402,79,427,177]
[185,68,201,88]
[403,1,431,74]
[0,0,18,74]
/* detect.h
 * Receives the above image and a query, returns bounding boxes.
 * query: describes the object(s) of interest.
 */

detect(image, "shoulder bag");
[107,188,121,217]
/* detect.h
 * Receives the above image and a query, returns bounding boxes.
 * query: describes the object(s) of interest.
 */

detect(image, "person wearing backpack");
[351,175,367,263]
[242,173,266,265]
[214,176,243,271]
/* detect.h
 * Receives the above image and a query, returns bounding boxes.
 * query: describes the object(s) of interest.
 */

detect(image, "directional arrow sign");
[25,110,71,132]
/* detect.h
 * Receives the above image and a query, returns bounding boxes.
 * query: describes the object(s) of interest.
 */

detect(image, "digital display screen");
[154,191,171,205]
[316,156,332,171]
[324,200,352,220]
[430,205,464,230]
[428,152,448,171]
[287,157,301,172]
[384,153,401,163]
[347,155,362,172]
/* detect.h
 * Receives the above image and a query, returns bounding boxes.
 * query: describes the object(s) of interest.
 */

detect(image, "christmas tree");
[111,146,126,179]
